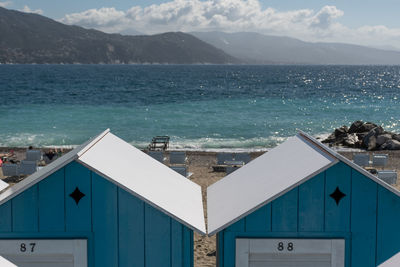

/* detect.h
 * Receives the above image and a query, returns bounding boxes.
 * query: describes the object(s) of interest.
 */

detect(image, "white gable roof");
[0,180,8,192]
[378,252,400,267]
[207,134,338,235]
[78,132,206,234]
[207,131,400,235]
[0,130,206,235]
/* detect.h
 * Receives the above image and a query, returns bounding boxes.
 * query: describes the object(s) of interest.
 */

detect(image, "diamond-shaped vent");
[69,187,85,205]
[329,186,346,206]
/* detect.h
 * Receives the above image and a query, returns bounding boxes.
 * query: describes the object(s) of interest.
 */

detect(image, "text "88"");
[277,242,294,251]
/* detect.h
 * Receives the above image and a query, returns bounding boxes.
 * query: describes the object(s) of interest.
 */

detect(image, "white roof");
[78,132,206,234]
[207,131,400,235]
[0,256,17,267]
[0,180,8,192]
[0,130,206,235]
[207,134,338,235]
[378,252,400,267]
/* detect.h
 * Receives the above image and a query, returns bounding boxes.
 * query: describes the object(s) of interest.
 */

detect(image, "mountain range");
[0,7,237,64]
[2,7,400,65]
[192,31,400,65]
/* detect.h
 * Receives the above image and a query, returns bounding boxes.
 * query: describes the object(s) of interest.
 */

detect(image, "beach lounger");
[170,166,187,177]
[148,136,170,151]
[2,164,18,177]
[372,154,388,167]
[26,150,42,161]
[169,151,187,165]
[234,153,251,164]
[353,154,370,167]
[43,154,58,164]
[217,153,234,165]
[377,170,397,185]
[18,160,37,175]
[148,151,165,163]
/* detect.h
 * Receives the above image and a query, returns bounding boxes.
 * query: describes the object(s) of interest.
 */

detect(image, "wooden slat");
[145,203,171,267]
[118,187,145,266]
[0,201,11,232]
[351,170,377,267]
[376,185,400,265]
[65,161,92,231]
[271,187,298,232]
[92,172,118,266]
[171,220,183,267]
[38,168,65,232]
[245,204,271,232]
[298,172,325,232]
[325,162,351,232]
[12,185,38,232]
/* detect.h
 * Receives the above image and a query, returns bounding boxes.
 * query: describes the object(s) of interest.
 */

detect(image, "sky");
[2,0,400,49]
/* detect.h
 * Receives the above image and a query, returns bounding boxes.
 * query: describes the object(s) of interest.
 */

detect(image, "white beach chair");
[170,166,187,177]
[26,150,42,162]
[378,170,397,185]
[353,154,370,167]
[169,151,187,165]
[2,164,18,177]
[217,153,234,165]
[148,151,165,163]
[234,153,251,164]
[372,154,388,168]
[18,160,37,175]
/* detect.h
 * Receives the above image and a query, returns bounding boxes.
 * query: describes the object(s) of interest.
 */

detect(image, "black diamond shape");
[69,187,85,205]
[330,186,346,206]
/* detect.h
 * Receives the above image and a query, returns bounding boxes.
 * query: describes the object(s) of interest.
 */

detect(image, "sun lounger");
[43,154,58,164]
[353,154,370,167]
[148,136,170,151]
[26,150,42,162]
[378,170,397,185]
[170,166,187,177]
[234,153,251,164]
[372,154,388,167]
[169,151,187,165]
[18,160,37,175]
[2,164,18,177]
[217,153,234,165]
[148,151,165,163]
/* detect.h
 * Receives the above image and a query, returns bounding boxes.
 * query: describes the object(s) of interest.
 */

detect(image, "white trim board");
[236,238,345,267]
[0,239,87,267]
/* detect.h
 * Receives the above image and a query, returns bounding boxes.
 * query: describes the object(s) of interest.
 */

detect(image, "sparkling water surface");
[0,65,399,150]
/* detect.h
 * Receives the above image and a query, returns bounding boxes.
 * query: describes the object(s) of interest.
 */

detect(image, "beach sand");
[1,148,399,267]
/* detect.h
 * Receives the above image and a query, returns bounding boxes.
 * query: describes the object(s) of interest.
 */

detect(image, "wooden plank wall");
[218,161,400,267]
[0,161,193,267]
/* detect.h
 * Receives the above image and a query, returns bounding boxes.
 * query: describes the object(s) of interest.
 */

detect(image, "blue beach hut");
[0,129,206,267]
[207,131,400,267]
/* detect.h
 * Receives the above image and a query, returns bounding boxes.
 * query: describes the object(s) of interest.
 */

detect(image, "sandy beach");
[0,148,399,267]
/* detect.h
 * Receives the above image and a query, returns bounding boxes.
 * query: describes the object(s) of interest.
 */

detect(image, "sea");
[0,64,399,151]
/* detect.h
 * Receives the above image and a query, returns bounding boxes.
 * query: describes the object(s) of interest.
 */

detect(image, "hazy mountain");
[192,31,400,65]
[0,7,238,64]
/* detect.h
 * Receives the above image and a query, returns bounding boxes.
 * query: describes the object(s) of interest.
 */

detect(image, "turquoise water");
[0,65,399,150]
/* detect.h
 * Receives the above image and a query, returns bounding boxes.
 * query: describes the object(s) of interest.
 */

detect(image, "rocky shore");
[322,121,400,150]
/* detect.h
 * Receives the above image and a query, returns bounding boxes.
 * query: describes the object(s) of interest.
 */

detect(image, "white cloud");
[21,5,43,15]
[59,0,400,49]
[0,1,11,7]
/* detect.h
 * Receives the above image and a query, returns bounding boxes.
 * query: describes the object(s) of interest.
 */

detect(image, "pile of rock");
[322,121,400,150]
